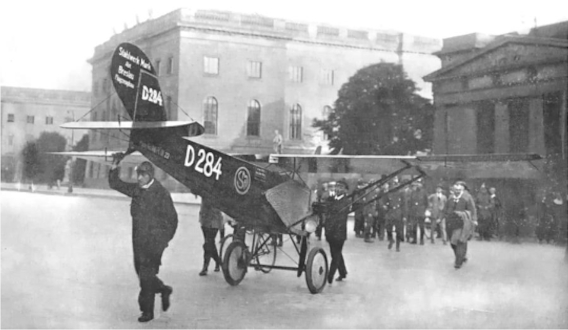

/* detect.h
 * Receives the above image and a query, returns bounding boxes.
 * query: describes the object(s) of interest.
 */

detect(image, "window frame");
[289,66,303,83]
[203,96,219,135]
[246,100,261,137]
[247,60,262,79]
[7,113,14,122]
[289,104,302,140]
[204,56,220,75]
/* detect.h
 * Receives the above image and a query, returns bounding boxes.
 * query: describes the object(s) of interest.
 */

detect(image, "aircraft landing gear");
[222,240,249,286]
[305,247,328,294]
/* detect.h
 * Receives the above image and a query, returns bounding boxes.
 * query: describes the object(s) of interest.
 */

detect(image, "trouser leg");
[440,219,447,243]
[418,217,425,242]
[202,227,220,266]
[430,219,438,243]
[338,242,347,277]
[328,241,339,280]
[136,248,166,314]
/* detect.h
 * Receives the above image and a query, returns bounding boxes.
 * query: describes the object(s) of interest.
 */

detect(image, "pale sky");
[1,0,567,92]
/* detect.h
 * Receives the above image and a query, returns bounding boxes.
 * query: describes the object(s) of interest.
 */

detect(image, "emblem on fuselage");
[234,167,251,195]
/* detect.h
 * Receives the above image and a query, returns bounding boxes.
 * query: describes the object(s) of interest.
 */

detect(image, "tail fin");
[111,43,166,122]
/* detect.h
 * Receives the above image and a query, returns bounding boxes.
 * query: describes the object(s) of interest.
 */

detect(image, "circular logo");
[234,167,251,195]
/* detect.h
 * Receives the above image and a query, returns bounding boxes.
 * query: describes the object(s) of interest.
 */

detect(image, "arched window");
[203,97,218,135]
[290,104,302,140]
[247,100,261,137]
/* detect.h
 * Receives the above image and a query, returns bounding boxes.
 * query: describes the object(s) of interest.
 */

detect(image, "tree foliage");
[71,134,89,185]
[313,62,434,155]
[22,141,40,182]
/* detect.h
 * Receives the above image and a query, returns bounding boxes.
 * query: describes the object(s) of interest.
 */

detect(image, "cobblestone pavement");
[2,191,567,328]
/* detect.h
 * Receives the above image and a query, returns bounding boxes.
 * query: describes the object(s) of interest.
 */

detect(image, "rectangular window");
[289,66,303,82]
[508,99,529,153]
[247,61,262,78]
[167,56,174,74]
[45,116,54,125]
[8,135,14,146]
[321,69,334,85]
[26,115,34,124]
[204,56,219,75]
[543,92,562,157]
[155,59,161,75]
[7,114,14,122]
[476,101,495,154]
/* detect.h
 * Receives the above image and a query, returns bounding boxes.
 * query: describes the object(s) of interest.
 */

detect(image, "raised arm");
[108,153,137,198]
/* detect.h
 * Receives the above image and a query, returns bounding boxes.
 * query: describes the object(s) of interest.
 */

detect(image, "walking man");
[385,177,405,252]
[444,180,477,269]
[109,156,178,322]
[409,179,428,245]
[324,180,350,283]
[199,197,223,276]
[428,184,447,244]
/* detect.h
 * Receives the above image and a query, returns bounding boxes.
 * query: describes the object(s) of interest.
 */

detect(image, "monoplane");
[58,43,543,294]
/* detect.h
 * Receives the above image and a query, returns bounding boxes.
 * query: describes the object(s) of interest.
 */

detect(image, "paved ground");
[2,190,568,328]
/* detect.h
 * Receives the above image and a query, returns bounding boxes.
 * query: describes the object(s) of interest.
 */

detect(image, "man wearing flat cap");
[109,156,178,322]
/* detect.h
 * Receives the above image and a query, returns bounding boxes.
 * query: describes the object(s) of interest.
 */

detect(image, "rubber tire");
[305,247,328,294]
[219,234,234,261]
[255,234,277,273]
[222,240,248,286]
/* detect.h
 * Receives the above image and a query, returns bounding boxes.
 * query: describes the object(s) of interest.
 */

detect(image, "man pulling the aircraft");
[109,154,178,322]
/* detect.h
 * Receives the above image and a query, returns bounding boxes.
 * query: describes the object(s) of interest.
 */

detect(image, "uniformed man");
[353,179,366,238]
[408,178,428,245]
[324,180,351,283]
[385,177,405,252]
[109,158,178,322]
[375,182,389,241]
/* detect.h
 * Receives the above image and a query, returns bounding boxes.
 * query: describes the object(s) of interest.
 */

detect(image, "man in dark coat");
[408,179,429,245]
[444,180,477,269]
[109,157,178,322]
[385,177,405,252]
[324,180,351,284]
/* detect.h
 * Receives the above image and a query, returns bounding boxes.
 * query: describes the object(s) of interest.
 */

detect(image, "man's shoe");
[199,269,207,276]
[364,238,374,243]
[214,263,220,272]
[138,312,154,323]
[161,286,173,311]
[388,240,394,250]
[336,275,346,281]
[327,276,333,284]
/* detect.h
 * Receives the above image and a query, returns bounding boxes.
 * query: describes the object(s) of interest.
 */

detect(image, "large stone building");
[1,87,91,182]
[424,22,568,233]
[85,8,441,189]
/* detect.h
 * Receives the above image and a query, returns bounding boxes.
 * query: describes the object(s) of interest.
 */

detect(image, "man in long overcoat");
[324,180,351,283]
[444,180,477,269]
[109,157,178,322]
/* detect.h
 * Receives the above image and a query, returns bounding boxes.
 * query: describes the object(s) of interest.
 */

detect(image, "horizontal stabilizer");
[48,150,147,166]
[61,120,203,131]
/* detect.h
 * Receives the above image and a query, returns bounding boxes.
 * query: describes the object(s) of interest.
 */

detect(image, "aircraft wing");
[48,150,147,166]
[269,153,543,180]
[416,153,543,179]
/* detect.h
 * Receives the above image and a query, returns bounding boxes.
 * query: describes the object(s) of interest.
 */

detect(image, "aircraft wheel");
[222,240,249,286]
[305,247,328,294]
[255,234,277,273]
[219,234,234,261]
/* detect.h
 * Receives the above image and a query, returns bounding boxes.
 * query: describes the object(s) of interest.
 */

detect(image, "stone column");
[494,101,509,153]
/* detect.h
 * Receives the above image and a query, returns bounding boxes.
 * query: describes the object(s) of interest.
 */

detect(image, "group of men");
[350,178,502,249]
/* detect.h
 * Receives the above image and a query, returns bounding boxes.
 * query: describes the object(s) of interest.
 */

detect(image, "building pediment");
[424,36,568,81]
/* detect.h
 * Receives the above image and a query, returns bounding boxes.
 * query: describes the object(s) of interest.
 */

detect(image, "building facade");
[1,87,91,182]
[85,8,441,189]
[424,23,568,236]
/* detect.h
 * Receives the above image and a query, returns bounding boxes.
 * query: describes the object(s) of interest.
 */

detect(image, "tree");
[313,63,434,155]
[71,134,89,185]
[22,141,40,183]
[35,132,68,184]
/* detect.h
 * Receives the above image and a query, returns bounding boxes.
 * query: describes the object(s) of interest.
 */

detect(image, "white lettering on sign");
[141,86,163,106]
[114,74,135,89]
[118,47,140,65]
[184,145,223,180]
[140,58,152,71]
[118,65,134,80]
